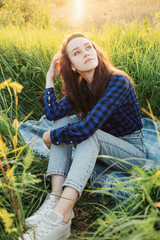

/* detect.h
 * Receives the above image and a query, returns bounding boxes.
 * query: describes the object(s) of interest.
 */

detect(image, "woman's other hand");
[43,130,52,149]
[46,55,61,88]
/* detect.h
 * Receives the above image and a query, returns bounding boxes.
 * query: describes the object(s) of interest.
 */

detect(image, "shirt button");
[48,104,51,107]
[48,91,50,94]
[48,96,50,101]
[70,141,73,144]
[56,141,59,145]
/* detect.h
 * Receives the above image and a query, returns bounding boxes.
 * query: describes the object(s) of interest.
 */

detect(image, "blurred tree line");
[0,0,54,27]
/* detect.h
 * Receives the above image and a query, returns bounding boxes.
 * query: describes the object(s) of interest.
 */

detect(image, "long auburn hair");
[60,32,134,119]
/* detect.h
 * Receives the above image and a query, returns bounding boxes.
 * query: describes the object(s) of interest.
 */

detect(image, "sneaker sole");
[47,233,70,240]
[63,233,70,240]
[19,233,70,240]
[25,211,74,228]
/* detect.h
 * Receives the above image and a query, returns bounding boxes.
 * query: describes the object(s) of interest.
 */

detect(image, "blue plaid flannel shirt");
[43,74,143,145]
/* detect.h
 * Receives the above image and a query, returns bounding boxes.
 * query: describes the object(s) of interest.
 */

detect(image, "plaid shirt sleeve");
[50,74,130,145]
[43,87,74,120]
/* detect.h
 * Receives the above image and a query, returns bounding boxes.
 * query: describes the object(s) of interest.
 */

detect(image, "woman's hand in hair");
[42,130,52,149]
[46,55,61,88]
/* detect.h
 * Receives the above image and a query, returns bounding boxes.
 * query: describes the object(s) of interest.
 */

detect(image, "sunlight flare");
[75,0,85,24]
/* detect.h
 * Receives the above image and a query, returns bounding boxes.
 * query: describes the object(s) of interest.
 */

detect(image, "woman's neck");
[79,69,95,89]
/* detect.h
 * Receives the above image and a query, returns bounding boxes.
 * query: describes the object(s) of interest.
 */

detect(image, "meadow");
[0,0,160,239]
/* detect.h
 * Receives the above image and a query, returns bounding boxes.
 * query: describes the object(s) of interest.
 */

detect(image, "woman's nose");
[83,50,89,58]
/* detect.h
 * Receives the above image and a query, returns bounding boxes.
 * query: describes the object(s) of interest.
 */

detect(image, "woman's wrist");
[46,81,54,88]
[46,75,54,88]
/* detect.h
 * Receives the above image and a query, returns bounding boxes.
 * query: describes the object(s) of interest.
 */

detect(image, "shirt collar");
[81,78,91,94]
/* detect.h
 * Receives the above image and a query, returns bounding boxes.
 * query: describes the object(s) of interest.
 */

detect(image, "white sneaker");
[25,193,75,228]
[25,193,58,227]
[20,210,71,240]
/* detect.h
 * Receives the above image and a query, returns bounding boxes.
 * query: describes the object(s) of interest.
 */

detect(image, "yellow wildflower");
[13,135,18,148]
[155,170,160,176]
[0,78,12,90]
[13,118,18,129]
[142,190,145,201]
[9,82,23,93]
[0,208,17,233]
[0,134,6,156]
[6,165,16,183]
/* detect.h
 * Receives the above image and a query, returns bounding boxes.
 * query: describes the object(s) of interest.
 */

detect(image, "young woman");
[22,32,146,240]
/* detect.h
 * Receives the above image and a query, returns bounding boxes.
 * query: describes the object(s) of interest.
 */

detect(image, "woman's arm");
[43,55,75,149]
[43,55,75,120]
[46,55,60,88]
[49,74,130,145]
[43,88,74,120]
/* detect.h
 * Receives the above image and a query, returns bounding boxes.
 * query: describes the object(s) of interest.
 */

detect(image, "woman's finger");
[53,55,60,62]
[47,144,50,149]
[43,140,51,149]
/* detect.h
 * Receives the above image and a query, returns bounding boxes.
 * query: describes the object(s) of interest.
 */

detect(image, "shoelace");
[25,218,59,240]
[33,218,59,239]
[34,198,57,215]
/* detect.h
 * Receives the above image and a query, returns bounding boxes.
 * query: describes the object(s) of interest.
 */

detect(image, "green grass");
[0,22,160,120]
[0,19,160,240]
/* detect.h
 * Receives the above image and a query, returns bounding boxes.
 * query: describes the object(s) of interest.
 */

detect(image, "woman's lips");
[84,58,94,64]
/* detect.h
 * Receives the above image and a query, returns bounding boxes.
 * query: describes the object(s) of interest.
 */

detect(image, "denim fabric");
[18,116,53,159]
[90,161,132,200]
[46,116,146,198]
[18,115,160,200]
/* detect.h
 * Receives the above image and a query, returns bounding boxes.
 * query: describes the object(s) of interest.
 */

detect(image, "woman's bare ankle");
[53,205,72,224]
[51,190,62,201]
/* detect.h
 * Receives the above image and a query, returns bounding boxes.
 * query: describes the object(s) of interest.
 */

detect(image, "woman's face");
[66,37,98,73]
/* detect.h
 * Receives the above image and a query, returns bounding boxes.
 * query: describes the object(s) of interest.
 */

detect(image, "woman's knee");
[76,131,100,152]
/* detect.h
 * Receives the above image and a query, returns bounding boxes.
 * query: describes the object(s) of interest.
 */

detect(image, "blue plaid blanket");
[18,116,160,200]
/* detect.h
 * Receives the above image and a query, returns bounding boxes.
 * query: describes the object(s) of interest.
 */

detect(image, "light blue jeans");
[46,116,146,198]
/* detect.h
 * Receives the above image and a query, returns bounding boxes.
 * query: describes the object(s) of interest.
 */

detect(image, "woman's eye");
[86,45,92,50]
[74,51,80,56]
